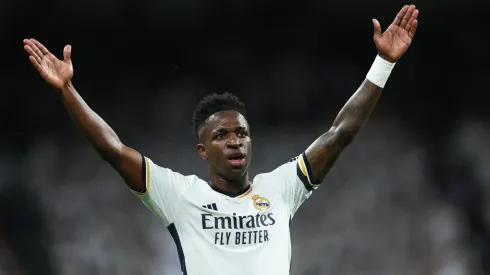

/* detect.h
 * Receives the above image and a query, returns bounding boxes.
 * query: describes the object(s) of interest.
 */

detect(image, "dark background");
[1,0,490,274]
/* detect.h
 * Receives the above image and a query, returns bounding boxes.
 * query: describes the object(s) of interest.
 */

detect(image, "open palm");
[373,5,419,63]
[23,39,73,90]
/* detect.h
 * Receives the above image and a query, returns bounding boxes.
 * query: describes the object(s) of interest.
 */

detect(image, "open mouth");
[228,153,246,166]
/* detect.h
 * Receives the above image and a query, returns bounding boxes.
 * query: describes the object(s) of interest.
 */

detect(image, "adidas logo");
[202,203,218,211]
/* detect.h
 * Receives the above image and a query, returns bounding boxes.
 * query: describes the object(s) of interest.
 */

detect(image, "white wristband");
[366,55,396,88]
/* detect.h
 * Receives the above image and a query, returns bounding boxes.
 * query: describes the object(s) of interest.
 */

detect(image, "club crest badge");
[252,194,271,211]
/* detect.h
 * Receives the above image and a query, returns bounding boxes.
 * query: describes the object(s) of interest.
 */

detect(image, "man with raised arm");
[23,5,418,275]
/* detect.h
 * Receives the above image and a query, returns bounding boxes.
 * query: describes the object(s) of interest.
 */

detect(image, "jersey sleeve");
[131,155,194,227]
[268,152,322,217]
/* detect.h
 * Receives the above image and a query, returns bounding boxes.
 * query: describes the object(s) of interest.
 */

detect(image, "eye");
[216,134,225,140]
[238,131,248,138]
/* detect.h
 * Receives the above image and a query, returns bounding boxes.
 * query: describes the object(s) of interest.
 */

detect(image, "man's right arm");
[60,82,145,192]
[23,38,145,192]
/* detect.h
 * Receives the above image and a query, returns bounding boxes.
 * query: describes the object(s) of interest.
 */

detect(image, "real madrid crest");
[252,194,271,211]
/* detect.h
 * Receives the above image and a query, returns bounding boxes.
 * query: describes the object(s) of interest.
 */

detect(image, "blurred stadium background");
[1,0,490,274]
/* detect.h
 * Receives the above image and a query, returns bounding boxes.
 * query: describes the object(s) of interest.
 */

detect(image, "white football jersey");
[132,153,320,275]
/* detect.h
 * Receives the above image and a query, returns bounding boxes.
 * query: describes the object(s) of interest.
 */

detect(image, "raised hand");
[23,39,74,90]
[372,5,419,63]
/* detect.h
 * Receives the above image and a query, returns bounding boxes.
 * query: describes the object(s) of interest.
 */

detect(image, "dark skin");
[23,5,418,193]
[305,4,418,182]
[197,110,252,194]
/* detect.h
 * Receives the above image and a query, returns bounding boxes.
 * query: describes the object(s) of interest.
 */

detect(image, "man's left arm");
[305,4,419,183]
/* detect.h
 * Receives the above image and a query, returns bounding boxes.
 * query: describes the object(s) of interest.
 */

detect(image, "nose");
[226,134,243,148]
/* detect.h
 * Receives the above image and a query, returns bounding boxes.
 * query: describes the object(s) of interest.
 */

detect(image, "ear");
[197,143,208,160]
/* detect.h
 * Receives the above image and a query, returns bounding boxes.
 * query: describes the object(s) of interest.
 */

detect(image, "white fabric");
[133,155,317,275]
[366,55,396,88]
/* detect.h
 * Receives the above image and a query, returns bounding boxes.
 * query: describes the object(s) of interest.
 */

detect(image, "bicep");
[110,145,146,193]
[305,126,352,183]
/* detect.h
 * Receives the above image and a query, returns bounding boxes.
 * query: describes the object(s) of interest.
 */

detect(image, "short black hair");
[192,92,247,139]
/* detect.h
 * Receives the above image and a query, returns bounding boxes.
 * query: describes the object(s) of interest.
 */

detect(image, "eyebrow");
[212,126,248,134]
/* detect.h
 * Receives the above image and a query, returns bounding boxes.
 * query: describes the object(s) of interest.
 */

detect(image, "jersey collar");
[209,182,253,198]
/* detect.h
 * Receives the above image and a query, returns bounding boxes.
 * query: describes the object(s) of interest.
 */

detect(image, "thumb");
[63,45,72,63]
[372,19,382,41]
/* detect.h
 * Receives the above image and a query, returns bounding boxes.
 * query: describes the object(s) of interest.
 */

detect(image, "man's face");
[197,110,252,180]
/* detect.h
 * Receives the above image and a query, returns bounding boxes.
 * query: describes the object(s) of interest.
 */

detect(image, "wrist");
[366,55,396,88]
[60,81,75,95]
[377,53,397,63]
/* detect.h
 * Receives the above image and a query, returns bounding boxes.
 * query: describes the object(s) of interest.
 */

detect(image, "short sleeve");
[132,156,194,227]
[266,152,322,217]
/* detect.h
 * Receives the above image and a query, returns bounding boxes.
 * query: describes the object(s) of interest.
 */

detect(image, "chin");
[226,166,248,177]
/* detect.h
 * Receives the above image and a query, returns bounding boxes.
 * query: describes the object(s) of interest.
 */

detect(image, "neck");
[209,172,250,195]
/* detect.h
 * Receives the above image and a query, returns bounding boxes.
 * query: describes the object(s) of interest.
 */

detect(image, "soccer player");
[23,4,418,275]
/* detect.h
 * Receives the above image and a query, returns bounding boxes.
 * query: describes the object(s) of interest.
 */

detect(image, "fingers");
[23,43,42,64]
[30,38,50,55]
[392,5,409,26]
[400,4,416,29]
[405,8,419,32]
[24,39,45,60]
[23,39,46,74]
[28,56,42,73]
[408,19,418,39]
[63,45,72,62]
[372,19,382,40]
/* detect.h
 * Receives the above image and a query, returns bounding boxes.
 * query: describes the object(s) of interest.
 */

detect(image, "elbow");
[97,141,124,164]
[330,126,356,148]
